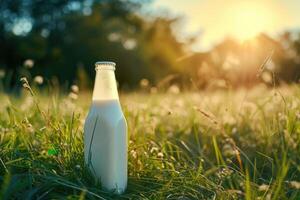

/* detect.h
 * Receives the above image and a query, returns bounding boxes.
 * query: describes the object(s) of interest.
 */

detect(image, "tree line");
[0,0,300,91]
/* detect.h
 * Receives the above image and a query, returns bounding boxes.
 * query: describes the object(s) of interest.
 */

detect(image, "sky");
[152,0,300,51]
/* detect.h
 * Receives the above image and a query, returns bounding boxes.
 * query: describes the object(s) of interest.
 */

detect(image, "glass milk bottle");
[84,61,127,194]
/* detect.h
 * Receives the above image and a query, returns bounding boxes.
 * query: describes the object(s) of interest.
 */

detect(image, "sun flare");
[225,1,274,41]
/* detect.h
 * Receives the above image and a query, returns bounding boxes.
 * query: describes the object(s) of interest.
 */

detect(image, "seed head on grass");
[193,106,219,125]
[257,50,274,77]
[20,77,34,96]
[20,76,48,123]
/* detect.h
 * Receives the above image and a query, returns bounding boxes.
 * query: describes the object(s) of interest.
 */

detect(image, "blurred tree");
[1,0,300,91]
[0,0,186,90]
[183,33,300,89]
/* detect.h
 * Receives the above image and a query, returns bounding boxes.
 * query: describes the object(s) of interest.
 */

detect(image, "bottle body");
[84,62,127,194]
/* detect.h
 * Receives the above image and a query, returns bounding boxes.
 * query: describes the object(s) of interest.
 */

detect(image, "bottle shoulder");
[85,100,126,128]
[84,113,127,135]
[88,100,122,113]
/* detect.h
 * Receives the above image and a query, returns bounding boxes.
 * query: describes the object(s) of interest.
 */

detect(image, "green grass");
[0,84,300,199]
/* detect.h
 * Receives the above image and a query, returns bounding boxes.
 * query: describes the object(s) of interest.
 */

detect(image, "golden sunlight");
[224,1,275,41]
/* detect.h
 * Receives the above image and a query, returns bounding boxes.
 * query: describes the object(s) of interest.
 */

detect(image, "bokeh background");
[1,0,300,92]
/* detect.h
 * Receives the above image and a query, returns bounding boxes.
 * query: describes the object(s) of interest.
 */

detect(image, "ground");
[0,84,300,199]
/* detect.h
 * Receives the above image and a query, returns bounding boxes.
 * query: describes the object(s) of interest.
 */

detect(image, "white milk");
[84,62,127,194]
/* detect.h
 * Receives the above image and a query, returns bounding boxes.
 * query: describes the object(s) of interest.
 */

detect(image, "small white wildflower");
[25,123,34,133]
[217,167,233,179]
[0,69,5,78]
[107,32,121,42]
[130,150,137,159]
[222,144,236,157]
[123,39,137,50]
[143,151,148,156]
[232,127,238,134]
[289,181,300,189]
[258,184,270,191]
[39,126,46,131]
[167,85,180,94]
[71,85,79,93]
[24,59,34,68]
[1,127,9,133]
[150,147,158,154]
[34,75,44,85]
[157,152,164,158]
[140,78,149,88]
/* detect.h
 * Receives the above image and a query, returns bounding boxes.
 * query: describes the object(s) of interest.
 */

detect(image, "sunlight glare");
[226,1,274,41]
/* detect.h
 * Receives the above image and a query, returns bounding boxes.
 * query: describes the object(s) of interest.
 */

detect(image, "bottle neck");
[92,69,119,101]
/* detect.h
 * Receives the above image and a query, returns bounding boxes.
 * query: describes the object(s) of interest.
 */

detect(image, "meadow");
[0,82,300,199]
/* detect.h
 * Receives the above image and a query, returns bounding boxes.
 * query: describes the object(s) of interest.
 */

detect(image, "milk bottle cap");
[95,61,116,71]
